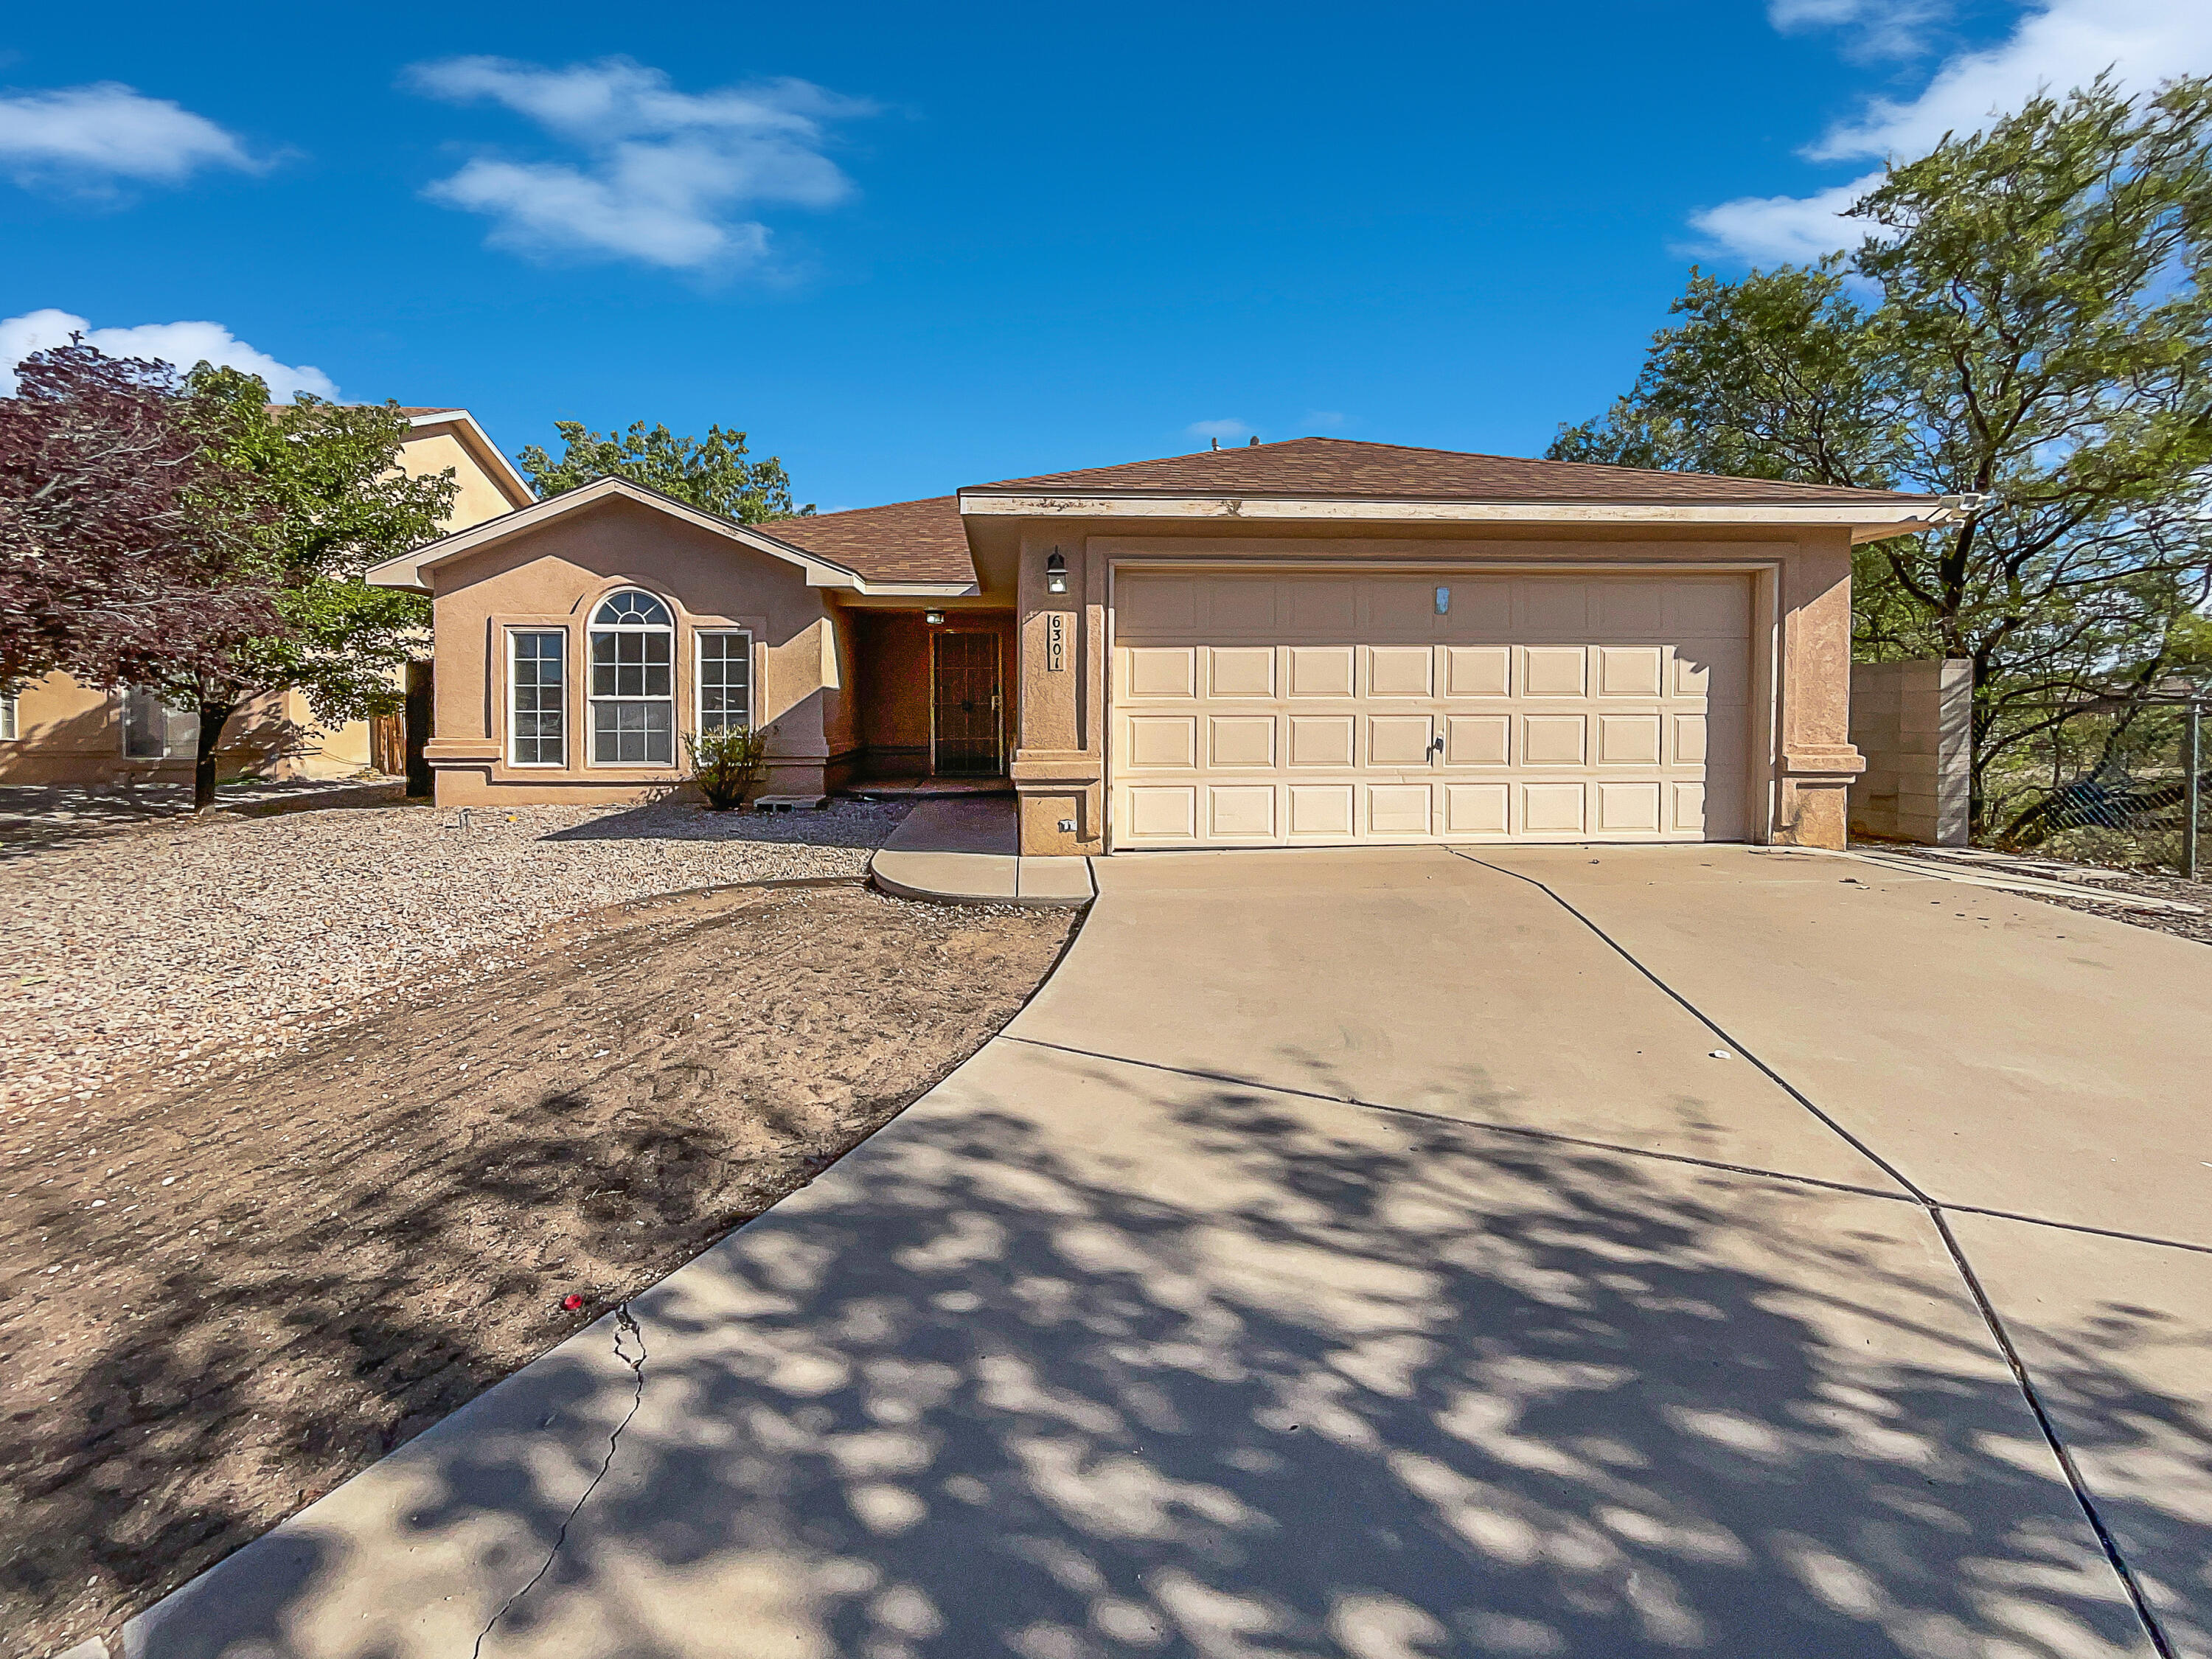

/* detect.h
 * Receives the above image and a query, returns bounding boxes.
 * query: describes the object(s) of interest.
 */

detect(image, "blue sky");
[3,0,2207,512]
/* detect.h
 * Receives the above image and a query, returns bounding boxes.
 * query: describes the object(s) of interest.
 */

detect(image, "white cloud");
[1688,172,1885,265]
[1694,0,2212,263]
[1768,0,1950,62]
[0,309,338,400]
[1187,417,1251,440]
[1302,410,1348,430]
[1806,0,2212,161]
[406,55,869,271]
[0,82,257,192]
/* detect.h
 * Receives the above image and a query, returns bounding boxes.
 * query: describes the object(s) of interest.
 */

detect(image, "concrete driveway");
[124,846,2212,1659]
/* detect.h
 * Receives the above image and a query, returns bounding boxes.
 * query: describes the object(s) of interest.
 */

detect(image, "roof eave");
[956,491,1961,543]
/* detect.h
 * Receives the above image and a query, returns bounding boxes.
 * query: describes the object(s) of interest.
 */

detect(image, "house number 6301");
[1046,612,1067,672]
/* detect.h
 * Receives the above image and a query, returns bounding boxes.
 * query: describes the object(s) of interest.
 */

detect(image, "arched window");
[589,588,675,764]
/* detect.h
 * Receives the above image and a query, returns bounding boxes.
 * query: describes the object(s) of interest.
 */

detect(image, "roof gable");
[364,476,976,595]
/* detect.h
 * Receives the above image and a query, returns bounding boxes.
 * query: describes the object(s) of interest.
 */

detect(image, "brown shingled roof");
[970,436,1932,506]
[765,495,974,585]
[722,439,1935,591]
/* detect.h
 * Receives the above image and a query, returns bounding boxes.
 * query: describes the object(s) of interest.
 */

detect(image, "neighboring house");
[363,437,1965,855]
[0,408,534,787]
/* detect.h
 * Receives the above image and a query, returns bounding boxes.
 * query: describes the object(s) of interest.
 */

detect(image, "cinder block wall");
[1848,658,1972,846]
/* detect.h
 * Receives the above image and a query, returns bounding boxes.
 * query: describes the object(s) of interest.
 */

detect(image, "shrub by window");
[589,589,674,765]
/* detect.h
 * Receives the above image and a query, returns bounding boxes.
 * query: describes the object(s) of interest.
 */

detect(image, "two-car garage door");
[1110,571,1751,848]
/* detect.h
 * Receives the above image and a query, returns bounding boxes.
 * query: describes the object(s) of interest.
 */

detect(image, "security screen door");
[932,631,1004,777]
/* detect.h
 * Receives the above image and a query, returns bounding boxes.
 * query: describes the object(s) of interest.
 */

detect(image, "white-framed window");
[695,630,753,734]
[508,629,567,766]
[0,692,16,741]
[588,589,675,765]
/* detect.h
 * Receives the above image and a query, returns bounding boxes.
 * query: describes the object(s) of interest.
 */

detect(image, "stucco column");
[756,616,839,799]
[1775,537,1865,848]
[1009,532,1104,855]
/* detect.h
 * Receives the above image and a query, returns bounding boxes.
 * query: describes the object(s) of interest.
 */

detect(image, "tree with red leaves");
[4,341,456,809]
[0,340,276,707]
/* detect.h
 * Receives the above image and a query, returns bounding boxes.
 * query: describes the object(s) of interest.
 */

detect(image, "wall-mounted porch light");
[925,611,945,625]
[1045,551,1068,595]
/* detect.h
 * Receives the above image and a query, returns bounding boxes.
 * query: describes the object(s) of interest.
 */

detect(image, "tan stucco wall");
[422,494,848,806]
[853,611,933,766]
[0,422,518,788]
[1000,521,1867,856]
[396,423,531,526]
[821,603,862,790]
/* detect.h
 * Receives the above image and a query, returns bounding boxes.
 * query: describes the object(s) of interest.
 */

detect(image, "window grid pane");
[586,589,675,765]
[592,590,672,627]
[698,632,752,731]
[510,631,566,765]
[592,700,673,764]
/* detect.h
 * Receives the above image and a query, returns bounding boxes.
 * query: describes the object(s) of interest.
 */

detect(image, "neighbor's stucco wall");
[1848,658,1972,846]
[397,422,532,526]
[421,493,846,807]
[1002,521,1868,856]
[0,675,367,787]
[0,421,515,789]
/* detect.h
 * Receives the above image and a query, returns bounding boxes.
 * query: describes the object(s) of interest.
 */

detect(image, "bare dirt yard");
[1,851,1074,1658]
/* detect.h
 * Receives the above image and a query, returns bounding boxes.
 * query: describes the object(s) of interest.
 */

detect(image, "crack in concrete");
[470,1304,648,1659]
[1453,849,2179,1659]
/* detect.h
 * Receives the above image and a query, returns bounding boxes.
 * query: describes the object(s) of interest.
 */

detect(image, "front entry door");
[931,631,1003,777]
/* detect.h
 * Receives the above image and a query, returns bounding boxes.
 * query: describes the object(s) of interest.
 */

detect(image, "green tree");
[517,420,812,522]
[1551,77,2212,831]
[143,368,458,809]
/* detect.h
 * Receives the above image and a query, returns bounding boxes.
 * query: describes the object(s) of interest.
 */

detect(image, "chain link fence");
[1985,692,2208,877]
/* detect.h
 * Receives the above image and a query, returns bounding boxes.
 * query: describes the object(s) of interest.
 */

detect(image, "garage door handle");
[1429,735,1446,759]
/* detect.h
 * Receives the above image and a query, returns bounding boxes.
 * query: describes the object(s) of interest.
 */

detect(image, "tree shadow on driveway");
[131,1050,2206,1658]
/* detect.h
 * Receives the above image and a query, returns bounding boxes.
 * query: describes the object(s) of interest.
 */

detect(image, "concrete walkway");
[869,796,1094,907]
[118,846,2211,1659]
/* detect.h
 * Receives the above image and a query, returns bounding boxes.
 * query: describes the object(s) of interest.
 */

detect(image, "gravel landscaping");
[1860,841,2212,945]
[1,796,908,1122]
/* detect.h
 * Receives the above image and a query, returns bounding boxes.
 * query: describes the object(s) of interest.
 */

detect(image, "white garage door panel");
[1112,571,1753,848]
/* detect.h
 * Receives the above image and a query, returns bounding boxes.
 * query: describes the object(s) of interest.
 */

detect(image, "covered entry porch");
[841,607,1018,791]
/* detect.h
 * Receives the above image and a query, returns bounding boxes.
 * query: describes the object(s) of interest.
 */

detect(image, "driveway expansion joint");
[1000,1033,1918,1206]
[1453,849,2181,1659]
[470,1304,649,1659]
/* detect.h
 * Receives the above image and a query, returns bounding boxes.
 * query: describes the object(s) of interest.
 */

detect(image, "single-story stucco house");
[363,437,1965,856]
[0,408,532,787]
